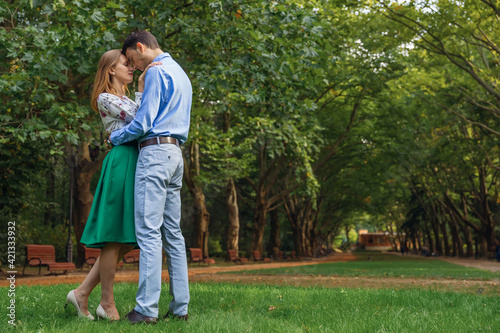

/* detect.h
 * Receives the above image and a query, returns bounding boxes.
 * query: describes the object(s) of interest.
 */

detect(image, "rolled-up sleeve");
[110,68,164,145]
[135,92,143,106]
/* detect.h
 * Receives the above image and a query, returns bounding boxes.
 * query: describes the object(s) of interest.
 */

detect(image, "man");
[108,30,191,324]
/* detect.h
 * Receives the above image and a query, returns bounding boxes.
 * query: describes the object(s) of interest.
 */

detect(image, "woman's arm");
[97,94,135,122]
[138,61,162,92]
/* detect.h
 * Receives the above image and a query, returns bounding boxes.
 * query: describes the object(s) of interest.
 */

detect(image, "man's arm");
[109,67,163,145]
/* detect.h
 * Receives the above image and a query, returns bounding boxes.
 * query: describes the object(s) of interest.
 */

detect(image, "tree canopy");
[1,0,499,264]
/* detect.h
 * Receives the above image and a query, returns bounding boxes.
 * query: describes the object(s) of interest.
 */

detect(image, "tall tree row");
[367,0,500,256]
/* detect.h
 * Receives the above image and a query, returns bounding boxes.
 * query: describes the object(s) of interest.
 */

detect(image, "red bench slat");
[83,247,101,266]
[123,249,140,264]
[24,244,75,275]
[228,249,248,263]
[188,248,204,263]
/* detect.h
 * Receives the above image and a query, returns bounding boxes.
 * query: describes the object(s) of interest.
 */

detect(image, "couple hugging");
[65,30,191,324]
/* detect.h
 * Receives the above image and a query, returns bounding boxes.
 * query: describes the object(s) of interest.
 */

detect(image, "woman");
[65,49,157,321]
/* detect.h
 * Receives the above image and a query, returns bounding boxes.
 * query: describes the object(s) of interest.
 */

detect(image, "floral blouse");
[97,92,143,133]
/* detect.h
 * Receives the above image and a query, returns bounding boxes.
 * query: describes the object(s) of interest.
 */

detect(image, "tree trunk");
[44,170,55,226]
[249,145,287,255]
[189,186,210,256]
[298,218,313,257]
[283,196,298,260]
[72,142,106,267]
[345,225,351,247]
[462,225,474,257]
[292,221,311,257]
[448,214,463,256]
[411,233,418,254]
[183,142,210,257]
[283,194,316,257]
[417,233,423,252]
[223,112,240,255]
[386,221,399,251]
[308,203,320,257]
[267,209,280,258]
[251,191,268,255]
[423,223,434,253]
[429,204,442,254]
[457,195,473,257]
[480,236,488,258]
[475,166,498,256]
[439,217,450,256]
[326,234,333,251]
[226,178,240,254]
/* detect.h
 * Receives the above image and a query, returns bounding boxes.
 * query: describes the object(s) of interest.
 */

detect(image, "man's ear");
[136,42,145,54]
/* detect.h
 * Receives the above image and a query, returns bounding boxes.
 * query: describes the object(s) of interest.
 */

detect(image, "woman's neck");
[110,82,125,97]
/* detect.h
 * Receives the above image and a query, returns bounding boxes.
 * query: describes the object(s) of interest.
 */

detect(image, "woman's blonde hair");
[91,49,129,112]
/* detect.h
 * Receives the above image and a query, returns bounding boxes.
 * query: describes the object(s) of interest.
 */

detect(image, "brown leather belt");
[139,137,180,150]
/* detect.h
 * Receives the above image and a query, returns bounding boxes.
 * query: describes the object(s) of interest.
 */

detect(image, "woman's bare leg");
[99,242,122,320]
[73,257,101,316]
[71,243,134,319]
[98,243,135,320]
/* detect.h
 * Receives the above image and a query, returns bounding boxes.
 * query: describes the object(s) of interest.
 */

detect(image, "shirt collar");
[153,52,171,63]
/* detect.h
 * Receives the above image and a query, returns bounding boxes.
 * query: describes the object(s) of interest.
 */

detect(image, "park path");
[0,253,357,287]
[385,251,500,272]
[432,256,500,272]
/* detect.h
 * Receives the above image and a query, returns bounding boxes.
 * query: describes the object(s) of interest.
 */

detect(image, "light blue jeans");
[133,143,189,318]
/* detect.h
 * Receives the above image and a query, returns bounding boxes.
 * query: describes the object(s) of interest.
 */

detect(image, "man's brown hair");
[122,31,160,54]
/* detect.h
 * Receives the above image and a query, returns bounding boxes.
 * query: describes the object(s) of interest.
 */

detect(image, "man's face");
[125,47,148,71]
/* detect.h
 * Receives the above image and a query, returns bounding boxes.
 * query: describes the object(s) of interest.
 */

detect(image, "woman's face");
[111,54,134,86]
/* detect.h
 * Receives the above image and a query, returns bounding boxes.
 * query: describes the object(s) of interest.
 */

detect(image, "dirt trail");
[0,253,357,287]
[433,256,500,272]
[384,251,500,272]
[191,273,499,294]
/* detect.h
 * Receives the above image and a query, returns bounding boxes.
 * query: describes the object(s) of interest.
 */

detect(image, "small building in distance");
[357,229,396,251]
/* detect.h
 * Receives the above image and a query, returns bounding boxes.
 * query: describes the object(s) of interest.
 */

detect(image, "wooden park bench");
[83,246,124,269]
[253,251,271,263]
[188,248,204,264]
[289,251,300,260]
[23,244,76,275]
[188,248,215,265]
[227,249,248,264]
[83,246,101,267]
[123,249,140,265]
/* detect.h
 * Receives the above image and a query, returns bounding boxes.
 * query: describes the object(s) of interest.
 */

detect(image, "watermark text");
[6,221,16,326]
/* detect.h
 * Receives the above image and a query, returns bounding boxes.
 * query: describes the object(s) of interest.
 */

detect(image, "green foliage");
[2,0,500,257]
[0,0,123,227]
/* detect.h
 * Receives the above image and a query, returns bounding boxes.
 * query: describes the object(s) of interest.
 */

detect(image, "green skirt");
[80,143,138,248]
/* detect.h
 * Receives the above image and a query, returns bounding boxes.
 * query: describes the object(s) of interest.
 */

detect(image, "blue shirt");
[109,53,192,145]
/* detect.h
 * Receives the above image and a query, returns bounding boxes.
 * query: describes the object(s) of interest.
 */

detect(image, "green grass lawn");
[1,282,499,332]
[235,253,500,280]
